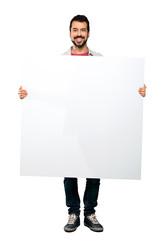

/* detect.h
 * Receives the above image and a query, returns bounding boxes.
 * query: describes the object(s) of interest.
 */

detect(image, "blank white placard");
[20,56,144,179]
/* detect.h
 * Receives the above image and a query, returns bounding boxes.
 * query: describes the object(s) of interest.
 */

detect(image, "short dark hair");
[69,15,90,32]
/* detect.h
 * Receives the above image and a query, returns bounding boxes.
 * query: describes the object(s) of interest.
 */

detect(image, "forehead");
[71,21,87,29]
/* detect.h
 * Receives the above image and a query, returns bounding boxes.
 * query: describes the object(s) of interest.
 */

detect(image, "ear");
[69,31,71,38]
[88,32,90,38]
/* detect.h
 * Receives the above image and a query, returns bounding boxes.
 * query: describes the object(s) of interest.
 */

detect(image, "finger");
[18,90,27,94]
[139,92,145,96]
[20,94,26,98]
[19,90,27,94]
[19,85,22,90]
[139,89,146,94]
[144,84,147,88]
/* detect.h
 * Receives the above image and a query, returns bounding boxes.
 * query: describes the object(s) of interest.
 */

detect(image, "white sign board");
[20,56,144,179]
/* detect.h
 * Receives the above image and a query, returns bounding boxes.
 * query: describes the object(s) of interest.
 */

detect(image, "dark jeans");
[64,177,100,216]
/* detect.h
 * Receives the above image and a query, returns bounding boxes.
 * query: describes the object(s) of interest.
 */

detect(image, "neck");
[71,45,89,54]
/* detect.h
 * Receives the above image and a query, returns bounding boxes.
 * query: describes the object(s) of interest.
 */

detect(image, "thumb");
[19,85,22,90]
[144,84,146,88]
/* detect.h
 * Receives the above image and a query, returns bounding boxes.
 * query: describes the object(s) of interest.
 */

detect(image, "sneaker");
[64,214,80,232]
[84,213,103,232]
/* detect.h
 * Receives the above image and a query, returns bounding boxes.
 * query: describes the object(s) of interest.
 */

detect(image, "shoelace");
[87,214,99,224]
[68,214,77,224]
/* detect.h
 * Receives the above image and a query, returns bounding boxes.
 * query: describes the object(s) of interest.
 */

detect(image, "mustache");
[74,36,85,39]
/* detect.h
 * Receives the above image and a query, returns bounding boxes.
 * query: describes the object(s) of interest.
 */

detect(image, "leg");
[64,177,80,216]
[83,178,100,216]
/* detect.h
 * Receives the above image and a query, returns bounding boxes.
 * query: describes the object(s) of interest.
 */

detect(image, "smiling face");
[70,21,90,49]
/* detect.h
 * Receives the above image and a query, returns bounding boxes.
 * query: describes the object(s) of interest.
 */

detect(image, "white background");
[21,56,144,179]
[0,0,160,239]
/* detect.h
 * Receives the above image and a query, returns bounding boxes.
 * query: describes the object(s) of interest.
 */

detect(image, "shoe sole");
[64,224,80,232]
[64,227,77,232]
[84,223,103,232]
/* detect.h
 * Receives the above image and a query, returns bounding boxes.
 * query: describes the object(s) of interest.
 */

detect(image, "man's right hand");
[18,86,28,99]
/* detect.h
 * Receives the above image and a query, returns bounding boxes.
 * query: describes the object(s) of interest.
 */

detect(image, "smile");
[76,38,83,42]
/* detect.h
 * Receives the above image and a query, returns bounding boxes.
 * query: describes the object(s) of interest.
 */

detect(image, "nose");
[76,29,85,36]
[77,29,81,36]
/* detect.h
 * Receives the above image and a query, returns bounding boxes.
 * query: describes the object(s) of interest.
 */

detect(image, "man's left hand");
[138,84,146,97]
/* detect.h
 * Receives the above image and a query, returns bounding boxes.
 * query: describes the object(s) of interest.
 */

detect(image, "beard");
[72,36,88,49]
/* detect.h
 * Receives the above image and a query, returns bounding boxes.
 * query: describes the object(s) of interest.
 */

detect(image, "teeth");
[77,38,82,42]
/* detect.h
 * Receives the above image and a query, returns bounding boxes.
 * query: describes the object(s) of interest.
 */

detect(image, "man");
[19,15,146,233]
